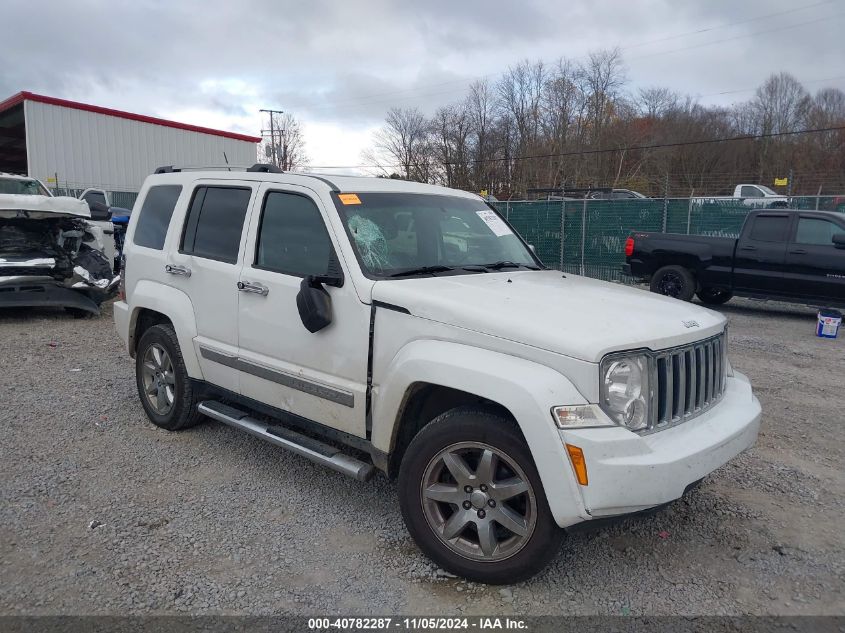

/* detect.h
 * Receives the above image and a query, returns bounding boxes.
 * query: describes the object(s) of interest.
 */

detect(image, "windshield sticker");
[338,193,362,205]
[476,210,512,237]
[348,214,391,269]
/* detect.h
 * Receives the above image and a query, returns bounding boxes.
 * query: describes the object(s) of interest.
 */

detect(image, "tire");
[696,287,733,305]
[398,407,563,584]
[135,324,203,431]
[650,265,696,301]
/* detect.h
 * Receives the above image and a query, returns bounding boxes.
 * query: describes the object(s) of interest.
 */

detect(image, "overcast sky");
[3,0,843,173]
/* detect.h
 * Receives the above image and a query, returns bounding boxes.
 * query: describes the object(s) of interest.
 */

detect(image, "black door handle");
[789,249,807,255]
[740,245,757,251]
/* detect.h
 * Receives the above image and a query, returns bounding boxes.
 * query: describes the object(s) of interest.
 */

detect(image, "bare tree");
[371,107,430,181]
[361,54,845,196]
[637,87,679,119]
[262,112,308,171]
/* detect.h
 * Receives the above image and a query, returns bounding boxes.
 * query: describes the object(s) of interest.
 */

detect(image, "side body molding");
[128,280,203,379]
[371,340,590,526]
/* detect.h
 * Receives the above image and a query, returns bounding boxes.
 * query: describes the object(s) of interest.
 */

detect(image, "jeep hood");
[371,270,726,363]
[0,194,91,219]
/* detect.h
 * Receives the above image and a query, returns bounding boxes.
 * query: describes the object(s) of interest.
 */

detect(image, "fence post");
[815,185,822,210]
[505,200,510,220]
[559,199,565,271]
[661,173,669,233]
[581,198,587,276]
[686,193,694,235]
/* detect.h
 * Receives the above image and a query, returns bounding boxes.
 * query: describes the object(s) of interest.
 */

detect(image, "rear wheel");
[697,287,733,305]
[650,265,696,301]
[135,324,203,431]
[398,407,563,584]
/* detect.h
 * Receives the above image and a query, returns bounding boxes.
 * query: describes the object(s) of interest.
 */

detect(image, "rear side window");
[82,190,107,206]
[133,185,183,250]
[181,186,252,263]
[795,218,844,245]
[749,216,789,242]
[255,191,332,277]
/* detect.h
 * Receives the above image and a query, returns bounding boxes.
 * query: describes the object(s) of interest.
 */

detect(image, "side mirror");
[296,276,334,333]
[528,244,536,253]
[89,201,112,221]
[833,234,845,248]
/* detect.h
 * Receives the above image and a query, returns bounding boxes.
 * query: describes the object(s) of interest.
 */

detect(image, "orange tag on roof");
[338,193,361,205]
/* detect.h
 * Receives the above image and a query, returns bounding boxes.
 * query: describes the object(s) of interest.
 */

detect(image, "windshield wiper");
[480,261,541,271]
[389,265,456,278]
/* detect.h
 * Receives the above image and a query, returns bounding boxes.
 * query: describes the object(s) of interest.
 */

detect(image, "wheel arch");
[386,383,512,479]
[373,340,589,526]
[128,281,203,379]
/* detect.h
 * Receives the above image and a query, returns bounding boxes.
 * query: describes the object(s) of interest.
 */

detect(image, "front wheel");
[650,265,696,301]
[398,407,563,584]
[697,287,733,305]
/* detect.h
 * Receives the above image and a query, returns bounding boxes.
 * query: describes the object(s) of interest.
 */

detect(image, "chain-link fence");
[495,196,845,282]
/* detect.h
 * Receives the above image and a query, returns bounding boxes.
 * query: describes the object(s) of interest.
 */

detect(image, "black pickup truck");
[624,209,845,308]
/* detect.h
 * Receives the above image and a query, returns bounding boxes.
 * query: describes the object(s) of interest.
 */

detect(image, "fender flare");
[372,340,590,525]
[128,280,203,379]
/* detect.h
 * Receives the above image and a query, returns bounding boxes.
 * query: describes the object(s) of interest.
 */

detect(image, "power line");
[699,74,845,97]
[450,125,845,166]
[306,125,845,170]
[626,11,845,63]
[296,1,837,112]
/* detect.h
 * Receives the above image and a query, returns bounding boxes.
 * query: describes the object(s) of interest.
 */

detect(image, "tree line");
[362,49,845,197]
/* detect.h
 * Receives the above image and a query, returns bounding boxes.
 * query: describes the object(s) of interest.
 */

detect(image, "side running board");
[197,401,375,482]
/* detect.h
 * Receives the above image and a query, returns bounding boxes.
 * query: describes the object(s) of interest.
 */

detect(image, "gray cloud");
[2,0,843,161]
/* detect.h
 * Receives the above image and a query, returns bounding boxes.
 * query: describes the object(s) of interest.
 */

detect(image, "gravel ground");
[1,297,843,616]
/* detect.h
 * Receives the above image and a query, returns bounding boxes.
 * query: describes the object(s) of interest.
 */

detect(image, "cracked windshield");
[333,192,539,277]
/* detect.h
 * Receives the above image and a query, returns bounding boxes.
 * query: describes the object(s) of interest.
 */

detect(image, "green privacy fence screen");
[494,197,845,283]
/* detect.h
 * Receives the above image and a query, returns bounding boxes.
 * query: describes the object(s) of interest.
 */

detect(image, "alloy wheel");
[420,441,537,562]
[658,272,683,297]
[141,343,176,415]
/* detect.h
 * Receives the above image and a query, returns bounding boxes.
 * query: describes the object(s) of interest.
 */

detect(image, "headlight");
[600,353,650,431]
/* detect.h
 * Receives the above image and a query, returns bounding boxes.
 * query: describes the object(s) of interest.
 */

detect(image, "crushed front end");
[0,209,119,315]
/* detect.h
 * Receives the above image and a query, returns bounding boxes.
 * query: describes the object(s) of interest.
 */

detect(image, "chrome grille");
[649,332,727,431]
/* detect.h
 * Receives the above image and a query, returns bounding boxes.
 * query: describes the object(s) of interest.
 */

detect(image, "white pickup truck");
[114,164,761,583]
[0,173,119,315]
[696,184,789,208]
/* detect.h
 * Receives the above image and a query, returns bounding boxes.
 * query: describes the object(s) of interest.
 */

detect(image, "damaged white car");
[0,174,119,316]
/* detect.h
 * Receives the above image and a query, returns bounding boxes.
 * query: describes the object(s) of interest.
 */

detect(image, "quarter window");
[795,218,845,246]
[255,191,333,277]
[181,186,252,263]
[133,185,183,250]
[749,216,789,242]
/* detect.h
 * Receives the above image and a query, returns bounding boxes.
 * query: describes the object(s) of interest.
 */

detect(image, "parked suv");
[114,164,761,583]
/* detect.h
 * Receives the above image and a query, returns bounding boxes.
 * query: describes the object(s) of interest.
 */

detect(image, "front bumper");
[113,300,130,352]
[0,278,103,315]
[556,370,761,524]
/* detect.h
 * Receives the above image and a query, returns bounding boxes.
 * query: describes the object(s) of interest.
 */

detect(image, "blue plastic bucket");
[816,309,842,339]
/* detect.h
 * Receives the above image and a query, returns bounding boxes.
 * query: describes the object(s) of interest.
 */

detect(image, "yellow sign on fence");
[774,177,788,186]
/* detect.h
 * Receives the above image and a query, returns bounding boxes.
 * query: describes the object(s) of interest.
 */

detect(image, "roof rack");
[152,163,340,192]
[154,163,283,174]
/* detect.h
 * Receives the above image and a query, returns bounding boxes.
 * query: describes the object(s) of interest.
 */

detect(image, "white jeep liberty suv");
[114,164,761,583]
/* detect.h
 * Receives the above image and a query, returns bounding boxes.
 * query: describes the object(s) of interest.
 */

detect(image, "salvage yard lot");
[1,296,843,615]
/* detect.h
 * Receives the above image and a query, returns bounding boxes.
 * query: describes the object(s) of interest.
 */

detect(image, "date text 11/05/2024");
[307,617,528,630]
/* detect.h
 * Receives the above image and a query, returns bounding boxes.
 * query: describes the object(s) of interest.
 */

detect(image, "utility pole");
[259,108,284,168]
